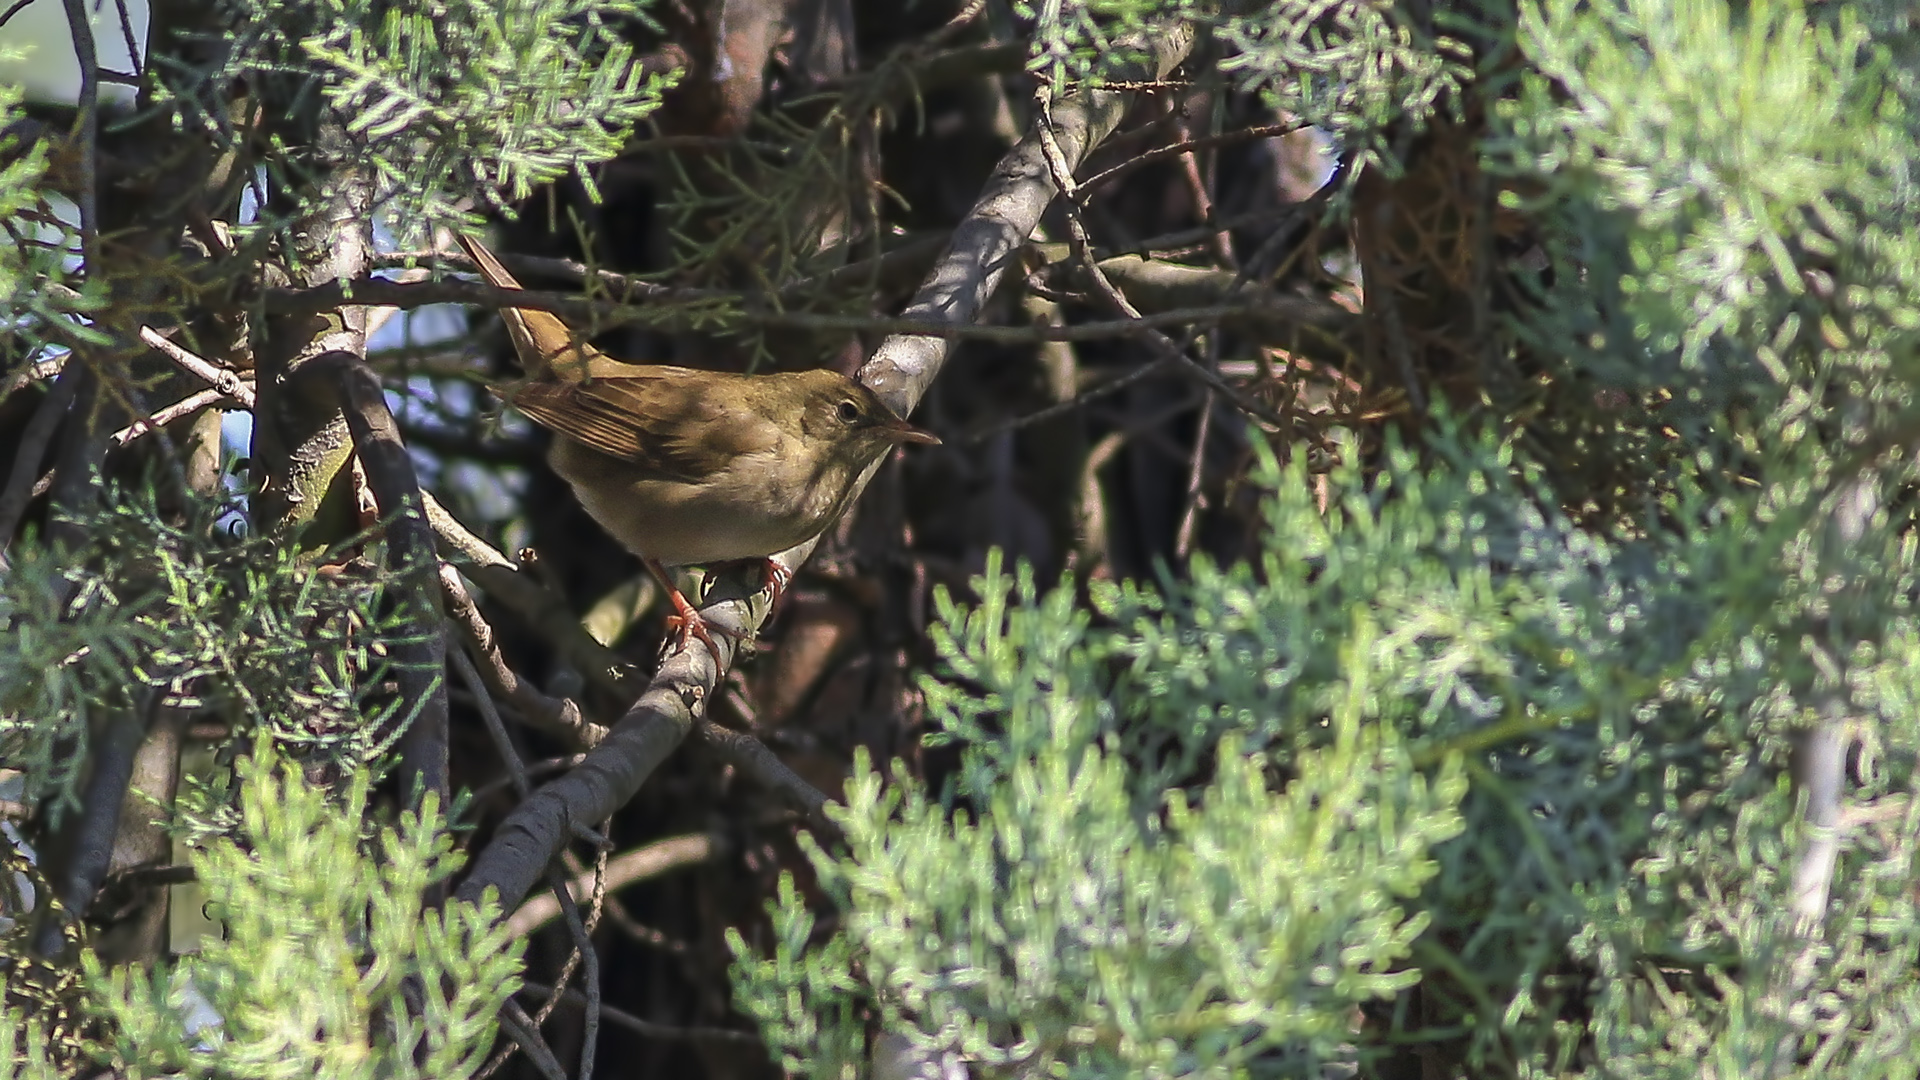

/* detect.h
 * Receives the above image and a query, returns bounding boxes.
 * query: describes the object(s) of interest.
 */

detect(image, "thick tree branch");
[427,496,832,831]
[328,354,448,814]
[0,363,83,566]
[32,695,154,958]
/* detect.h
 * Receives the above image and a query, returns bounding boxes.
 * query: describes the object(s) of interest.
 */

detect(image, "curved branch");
[328,354,448,814]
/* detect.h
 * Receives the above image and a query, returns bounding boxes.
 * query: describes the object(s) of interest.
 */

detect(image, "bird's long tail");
[455,234,600,383]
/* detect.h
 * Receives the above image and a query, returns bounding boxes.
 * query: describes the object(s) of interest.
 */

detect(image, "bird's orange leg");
[761,558,794,617]
[643,557,725,655]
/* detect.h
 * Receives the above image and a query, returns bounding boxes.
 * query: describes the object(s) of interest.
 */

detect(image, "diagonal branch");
[327,354,448,815]
[0,364,84,567]
[425,494,830,825]
[453,21,1199,917]
[440,562,607,748]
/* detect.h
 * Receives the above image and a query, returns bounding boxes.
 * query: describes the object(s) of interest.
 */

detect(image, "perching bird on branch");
[456,234,938,654]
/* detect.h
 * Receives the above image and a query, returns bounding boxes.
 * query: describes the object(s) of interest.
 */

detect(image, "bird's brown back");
[503,367,798,485]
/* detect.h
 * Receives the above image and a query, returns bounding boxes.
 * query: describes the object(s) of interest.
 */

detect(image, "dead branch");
[440,562,607,748]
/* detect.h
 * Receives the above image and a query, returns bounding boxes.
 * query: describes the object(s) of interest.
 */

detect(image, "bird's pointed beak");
[882,416,941,445]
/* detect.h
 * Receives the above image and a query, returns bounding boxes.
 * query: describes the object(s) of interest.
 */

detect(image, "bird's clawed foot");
[663,584,727,657]
[646,556,738,657]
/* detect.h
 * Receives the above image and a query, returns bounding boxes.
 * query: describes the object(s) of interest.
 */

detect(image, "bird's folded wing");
[506,373,779,486]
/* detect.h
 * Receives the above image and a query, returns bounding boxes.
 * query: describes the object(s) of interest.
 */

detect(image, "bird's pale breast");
[550,433,850,565]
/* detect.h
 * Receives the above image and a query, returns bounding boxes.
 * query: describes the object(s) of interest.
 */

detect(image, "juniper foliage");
[0,482,448,825]
[726,0,1920,1076]
[6,0,1920,1076]
[156,0,674,240]
[87,746,522,1078]
[0,77,90,355]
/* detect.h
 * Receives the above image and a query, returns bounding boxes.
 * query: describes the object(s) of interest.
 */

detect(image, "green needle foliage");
[0,487,421,823]
[84,746,523,1078]
[734,413,1920,1075]
[0,75,89,356]
[728,2,1920,1071]
[8,0,1920,1075]
[0,1008,59,1080]
[733,564,1468,1078]
[295,0,679,229]
[161,0,676,240]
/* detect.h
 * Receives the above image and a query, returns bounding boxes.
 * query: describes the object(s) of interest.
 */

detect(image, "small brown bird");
[456,234,938,652]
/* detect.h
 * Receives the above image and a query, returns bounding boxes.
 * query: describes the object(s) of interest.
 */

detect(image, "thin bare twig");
[440,562,607,748]
[137,327,256,408]
[109,0,141,87]
[926,0,987,48]
[598,893,692,955]
[1033,87,1289,432]
[1174,345,1218,559]
[379,232,947,309]
[519,983,763,1046]
[1079,120,1305,201]
[504,835,719,939]
[455,649,530,800]
[112,384,250,448]
[496,1001,568,1080]
[518,862,601,1080]
[0,355,67,408]
[425,494,640,694]
[272,274,1282,345]
[1363,249,1428,415]
[1172,115,1236,269]
[974,169,1358,445]
[966,354,1202,444]
[471,755,587,806]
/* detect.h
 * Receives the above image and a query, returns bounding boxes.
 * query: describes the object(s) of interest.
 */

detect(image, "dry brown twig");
[1032,86,1288,434]
[137,327,255,407]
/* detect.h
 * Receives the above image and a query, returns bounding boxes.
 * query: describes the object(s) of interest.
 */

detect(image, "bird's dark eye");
[836,399,861,424]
